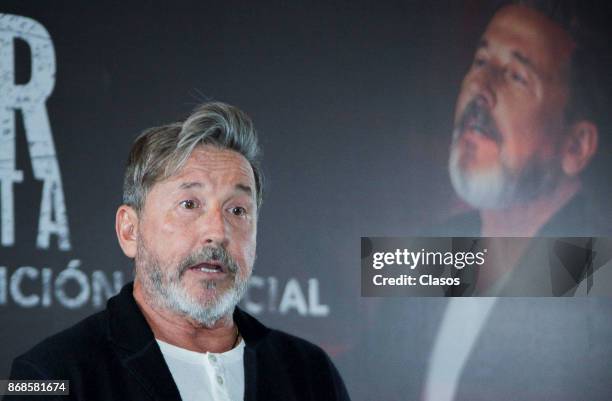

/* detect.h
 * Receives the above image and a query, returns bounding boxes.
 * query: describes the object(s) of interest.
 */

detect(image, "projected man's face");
[449,5,575,209]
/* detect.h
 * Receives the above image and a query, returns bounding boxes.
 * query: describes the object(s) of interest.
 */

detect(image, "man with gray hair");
[6,102,350,401]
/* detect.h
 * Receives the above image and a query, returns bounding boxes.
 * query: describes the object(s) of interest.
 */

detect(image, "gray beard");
[135,240,249,328]
[448,140,562,210]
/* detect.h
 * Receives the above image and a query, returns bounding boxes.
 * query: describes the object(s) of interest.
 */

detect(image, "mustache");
[178,246,239,277]
[454,97,502,144]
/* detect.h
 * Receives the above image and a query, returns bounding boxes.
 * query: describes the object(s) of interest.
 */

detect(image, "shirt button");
[209,354,217,362]
[216,375,224,385]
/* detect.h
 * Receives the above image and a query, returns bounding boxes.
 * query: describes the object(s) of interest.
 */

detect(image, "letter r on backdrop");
[0,14,70,250]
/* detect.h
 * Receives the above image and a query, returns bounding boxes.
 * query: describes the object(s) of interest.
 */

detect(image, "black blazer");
[5,283,351,401]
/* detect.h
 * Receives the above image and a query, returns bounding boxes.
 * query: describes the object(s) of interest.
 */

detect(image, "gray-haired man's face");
[134,144,258,326]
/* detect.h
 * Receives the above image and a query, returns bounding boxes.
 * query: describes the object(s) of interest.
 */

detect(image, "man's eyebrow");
[178,182,203,190]
[235,184,253,196]
[511,50,537,73]
[177,181,253,196]
[477,37,539,76]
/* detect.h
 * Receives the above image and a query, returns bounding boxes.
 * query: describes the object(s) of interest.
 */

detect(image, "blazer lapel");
[106,283,182,401]
[234,307,298,400]
[122,341,183,401]
[234,307,270,401]
[243,345,258,401]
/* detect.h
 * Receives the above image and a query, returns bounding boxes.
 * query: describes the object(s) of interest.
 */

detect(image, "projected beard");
[448,98,562,209]
[135,236,250,328]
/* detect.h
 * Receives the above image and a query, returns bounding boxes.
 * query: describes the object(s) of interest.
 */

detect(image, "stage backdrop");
[2,1,612,400]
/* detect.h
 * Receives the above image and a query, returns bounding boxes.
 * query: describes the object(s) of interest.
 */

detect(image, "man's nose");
[201,206,228,247]
[467,66,498,109]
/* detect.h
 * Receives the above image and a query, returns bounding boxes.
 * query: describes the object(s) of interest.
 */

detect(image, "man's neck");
[133,281,238,354]
[480,178,580,237]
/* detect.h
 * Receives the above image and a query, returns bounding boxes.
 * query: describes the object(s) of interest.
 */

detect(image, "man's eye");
[180,200,199,210]
[509,70,527,85]
[473,57,486,68]
[230,206,247,216]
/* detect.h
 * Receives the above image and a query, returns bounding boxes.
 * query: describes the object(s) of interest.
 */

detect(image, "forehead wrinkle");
[165,146,256,194]
[178,181,203,190]
[190,146,253,174]
[179,159,254,185]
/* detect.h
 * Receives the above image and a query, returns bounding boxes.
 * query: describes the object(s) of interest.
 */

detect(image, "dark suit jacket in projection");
[442,190,612,296]
[5,283,351,401]
[356,190,612,401]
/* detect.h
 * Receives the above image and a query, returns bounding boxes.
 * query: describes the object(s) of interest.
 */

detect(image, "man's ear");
[561,120,598,177]
[116,205,139,258]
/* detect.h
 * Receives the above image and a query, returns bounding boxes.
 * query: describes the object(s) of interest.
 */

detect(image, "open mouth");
[465,122,494,140]
[188,261,226,274]
[456,98,502,144]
